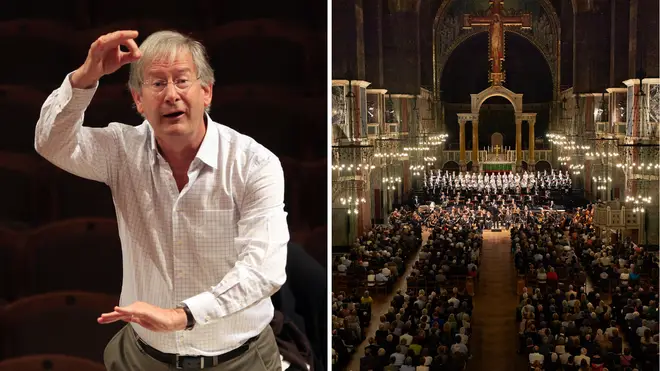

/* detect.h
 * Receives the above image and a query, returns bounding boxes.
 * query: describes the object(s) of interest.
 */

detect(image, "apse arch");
[440,31,553,104]
[437,30,555,100]
[433,0,561,98]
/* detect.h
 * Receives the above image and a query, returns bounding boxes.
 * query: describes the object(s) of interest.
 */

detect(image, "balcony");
[592,205,643,230]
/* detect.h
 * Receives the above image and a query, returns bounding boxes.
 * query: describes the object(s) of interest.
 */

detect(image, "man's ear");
[130,89,144,114]
[202,83,213,108]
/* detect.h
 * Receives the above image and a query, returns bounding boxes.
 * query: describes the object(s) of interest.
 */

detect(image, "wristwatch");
[177,304,195,330]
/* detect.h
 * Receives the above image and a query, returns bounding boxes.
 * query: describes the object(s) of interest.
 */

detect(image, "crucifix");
[463,0,532,86]
[494,144,501,154]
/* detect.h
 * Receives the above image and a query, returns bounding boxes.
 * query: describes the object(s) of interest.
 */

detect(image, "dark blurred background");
[0,0,327,369]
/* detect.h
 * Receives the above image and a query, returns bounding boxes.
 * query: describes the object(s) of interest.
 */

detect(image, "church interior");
[331,1,660,370]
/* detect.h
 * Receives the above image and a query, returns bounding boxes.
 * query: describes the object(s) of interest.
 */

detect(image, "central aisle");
[467,230,521,371]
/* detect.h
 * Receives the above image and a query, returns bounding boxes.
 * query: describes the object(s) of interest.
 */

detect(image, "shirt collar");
[148,113,219,170]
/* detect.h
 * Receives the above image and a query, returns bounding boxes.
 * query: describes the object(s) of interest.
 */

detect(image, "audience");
[514,205,660,371]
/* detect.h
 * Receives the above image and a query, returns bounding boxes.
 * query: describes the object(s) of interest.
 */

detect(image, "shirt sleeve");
[182,154,289,325]
[34,72,119,185]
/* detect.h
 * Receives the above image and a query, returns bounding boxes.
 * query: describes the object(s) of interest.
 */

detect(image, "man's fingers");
[98,311,131,324]
[113,305,154,320]
[113,305,137,315]
[118,44,141,66]
[122,38,141,56]
[95,30,139,52]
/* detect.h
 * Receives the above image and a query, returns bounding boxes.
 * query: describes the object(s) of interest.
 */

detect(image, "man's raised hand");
[71,30,141,89]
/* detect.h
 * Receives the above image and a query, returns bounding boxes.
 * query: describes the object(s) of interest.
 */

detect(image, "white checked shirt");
[34,73,289,356]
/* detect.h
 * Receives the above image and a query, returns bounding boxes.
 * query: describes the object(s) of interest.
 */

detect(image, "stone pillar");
[436,98,444,134]
[472,120,479,166]
[364,0,385,88]
[459,119,466,171]
[332,0,366,80]
[623,79,640,138]
[528,119,535,171]
[383,0,420,95]
[357,184,372,236]
[391,94,416,194]
[515,116,523,170]
[628,0,638,79]
[573,2,611,93]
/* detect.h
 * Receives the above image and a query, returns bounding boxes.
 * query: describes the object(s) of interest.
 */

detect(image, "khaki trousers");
[103,324,282,371]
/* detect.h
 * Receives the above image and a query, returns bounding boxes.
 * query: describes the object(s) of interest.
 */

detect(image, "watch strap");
[177,304,195,330]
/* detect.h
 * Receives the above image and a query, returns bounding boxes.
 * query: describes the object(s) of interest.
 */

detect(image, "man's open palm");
[98,301,187,333]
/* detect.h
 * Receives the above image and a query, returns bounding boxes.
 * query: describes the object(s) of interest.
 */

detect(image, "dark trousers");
[272,242,327,371]
[103,324,282,371]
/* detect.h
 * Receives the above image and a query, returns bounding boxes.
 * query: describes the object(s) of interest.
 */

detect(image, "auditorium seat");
[86,1,144,29]
[0,151,57,226]
[0,21,79,86]
[52,172,116,221]
[0,226,26,303]
[0,86,50,152]
[0,2,81,23]
[19,218,122,297]
[0,291,122,363]
[204,19,314,52]
[0,354,106,371]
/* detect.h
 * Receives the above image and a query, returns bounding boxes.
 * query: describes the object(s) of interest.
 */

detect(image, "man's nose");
[163,82,181,102]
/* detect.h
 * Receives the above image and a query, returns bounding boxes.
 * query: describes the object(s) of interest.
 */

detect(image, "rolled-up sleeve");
[182,155,289,324]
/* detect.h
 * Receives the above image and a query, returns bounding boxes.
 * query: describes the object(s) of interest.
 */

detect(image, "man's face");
[131,50,212,140]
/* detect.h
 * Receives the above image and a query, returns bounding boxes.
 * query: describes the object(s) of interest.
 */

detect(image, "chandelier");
[628,194,652,214]
[410,165,424,176]
[332,143,374,173]
[383,176,401,191]
[339,195,366,215]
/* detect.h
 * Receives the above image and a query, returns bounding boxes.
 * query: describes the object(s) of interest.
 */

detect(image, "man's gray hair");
[128,30,215,112]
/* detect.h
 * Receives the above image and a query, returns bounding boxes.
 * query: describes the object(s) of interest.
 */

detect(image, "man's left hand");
[98,301,187,332]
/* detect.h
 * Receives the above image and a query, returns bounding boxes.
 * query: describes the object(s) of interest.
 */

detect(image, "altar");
[479,144,516,172]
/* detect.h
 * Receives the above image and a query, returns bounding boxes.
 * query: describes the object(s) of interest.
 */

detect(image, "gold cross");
[494,145,501,154]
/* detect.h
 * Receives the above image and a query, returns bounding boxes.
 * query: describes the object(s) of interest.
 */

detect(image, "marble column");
[459,119,466,170]
[472,120,479,166]
[528,119,535,171]
[515,116,522,170]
